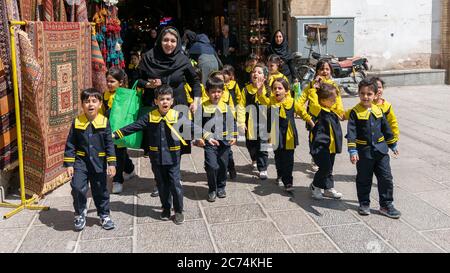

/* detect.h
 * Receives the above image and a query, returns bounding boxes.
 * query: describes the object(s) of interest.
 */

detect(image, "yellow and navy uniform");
[308,103,343,156]
[346,103,398,207]
[64,113,117,171]
[296,78,345,123]
[226,80,242,107]
[307,103,343,190]
[256,93,305,186]
[268,72,289,91]
[185,83,207,104]
[377,99,399,142]
[237,84,269,172]
[101,90,116,117]
[63,113,116,217]
[346,103,397,158]
[113,108,206,213]
[202,100,238,192]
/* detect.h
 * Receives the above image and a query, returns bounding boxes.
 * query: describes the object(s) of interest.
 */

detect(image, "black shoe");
[207,191,216,202]
[217,189,227,198]
[358,205,371,216]
[285,184,294,192]
[174,212,185,225]
[379,205,401,219]
[160,208,171,220]
[151,187,159,197]
[228,167,237,180]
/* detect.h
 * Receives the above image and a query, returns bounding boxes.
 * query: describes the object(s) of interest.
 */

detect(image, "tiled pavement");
[1,85,450,253]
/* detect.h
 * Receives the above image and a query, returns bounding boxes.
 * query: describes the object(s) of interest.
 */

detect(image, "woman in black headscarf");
[138,26,201,110]
[265,30,297,83]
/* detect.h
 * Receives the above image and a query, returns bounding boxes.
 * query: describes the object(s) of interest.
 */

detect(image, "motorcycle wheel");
[343,71,366,96]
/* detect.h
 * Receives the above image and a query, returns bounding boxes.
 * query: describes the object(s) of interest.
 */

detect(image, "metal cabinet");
[291,16,355,58]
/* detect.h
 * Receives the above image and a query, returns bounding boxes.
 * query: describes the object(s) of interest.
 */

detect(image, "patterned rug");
[0,0,18,171]
[22,22,92,197]
[18,0,36,21]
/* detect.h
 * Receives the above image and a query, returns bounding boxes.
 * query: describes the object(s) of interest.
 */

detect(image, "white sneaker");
[310,183,323,200]
[259,171,268,180]
[276,177,283,186]
[112,182,123,194]
[323,188,343,199]
[252,161,257,171]
[123,170,136,181]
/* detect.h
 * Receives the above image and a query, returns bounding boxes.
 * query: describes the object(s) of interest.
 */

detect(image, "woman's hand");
[145,79,162,89]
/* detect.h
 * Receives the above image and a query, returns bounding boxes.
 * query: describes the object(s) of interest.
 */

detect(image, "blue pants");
[356,152,394,207]
[151,161,183,213]
[71,166,110,217]
[246,139,268,171]
[204,145,230,193]
[274,149,294,186]
[113,146,135,184]
[312,149,336,190]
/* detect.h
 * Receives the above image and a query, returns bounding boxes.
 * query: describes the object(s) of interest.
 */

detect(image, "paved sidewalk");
[1,85,450,253]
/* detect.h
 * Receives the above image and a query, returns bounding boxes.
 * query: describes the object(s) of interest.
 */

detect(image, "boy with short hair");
[201,76,237,202]
[64,88,117,231]
[112,85,216,224]
[346,78,401,219]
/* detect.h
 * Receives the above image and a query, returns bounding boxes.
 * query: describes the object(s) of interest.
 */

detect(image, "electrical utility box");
[290,16,355,58]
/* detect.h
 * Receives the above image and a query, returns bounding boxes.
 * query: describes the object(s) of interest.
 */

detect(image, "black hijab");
[139,26,191,77]
[267,30,291,62]
[183,29,197,50]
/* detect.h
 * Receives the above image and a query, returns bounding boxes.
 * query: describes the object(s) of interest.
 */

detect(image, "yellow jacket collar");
[226,80,236,90]
[75,113,108,130]
[203,100,228,114]
[149,109,178,124]
[103,90,116,109]
[377,99,392,113]
[268,96,294,119]
[353,103,383,120]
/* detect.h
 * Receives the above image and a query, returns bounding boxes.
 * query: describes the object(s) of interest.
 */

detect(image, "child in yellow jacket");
[373,77,399,142]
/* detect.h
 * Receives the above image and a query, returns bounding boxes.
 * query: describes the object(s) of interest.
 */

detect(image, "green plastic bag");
[293,82,302,100]
[109,81,143,148]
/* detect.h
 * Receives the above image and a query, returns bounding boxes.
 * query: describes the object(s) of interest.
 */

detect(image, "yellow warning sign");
[336,34,345,43]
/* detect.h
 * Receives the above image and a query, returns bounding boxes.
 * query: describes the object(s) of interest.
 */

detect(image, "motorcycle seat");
[338,59,354,68]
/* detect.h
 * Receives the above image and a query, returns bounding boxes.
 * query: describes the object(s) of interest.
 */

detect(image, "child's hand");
[313,76,322,89]
[307,119,315,128]
[228,138,237,146]
[238,124,246,133]
[66,167,74,178]
[111,133,116,139]
[107,166,116,177]
[350,154,359,165]
[208,138,220,146]
[194,139,206,147]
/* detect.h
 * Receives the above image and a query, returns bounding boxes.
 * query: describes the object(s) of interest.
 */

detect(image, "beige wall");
[289,0,330,16]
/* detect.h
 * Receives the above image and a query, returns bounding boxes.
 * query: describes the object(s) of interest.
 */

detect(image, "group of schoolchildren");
[63,52,401,231]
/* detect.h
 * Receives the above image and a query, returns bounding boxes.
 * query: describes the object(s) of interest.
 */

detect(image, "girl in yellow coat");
[373,77,399,142]
[237,63,270,179]
[296,60,345,170]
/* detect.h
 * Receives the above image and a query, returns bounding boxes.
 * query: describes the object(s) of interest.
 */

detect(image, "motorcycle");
[292,49,369,96]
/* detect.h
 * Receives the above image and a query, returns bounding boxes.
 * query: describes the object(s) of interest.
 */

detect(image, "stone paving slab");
[269,210,319,236]
[78,238,133,253]
[323,224,396,253]
[0,228,25,253]
[390,188,450,231]
[0,207,37,229]
[415,190,450,216]
[18,224,79,253]
[199,188,256,208]
[210,220,293,253]
[359,212,443,253]
[287,233,339,253]
[203,203,266,224]
[136,220,215,253]
[290,190,361,227]
[422,229,450,252]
